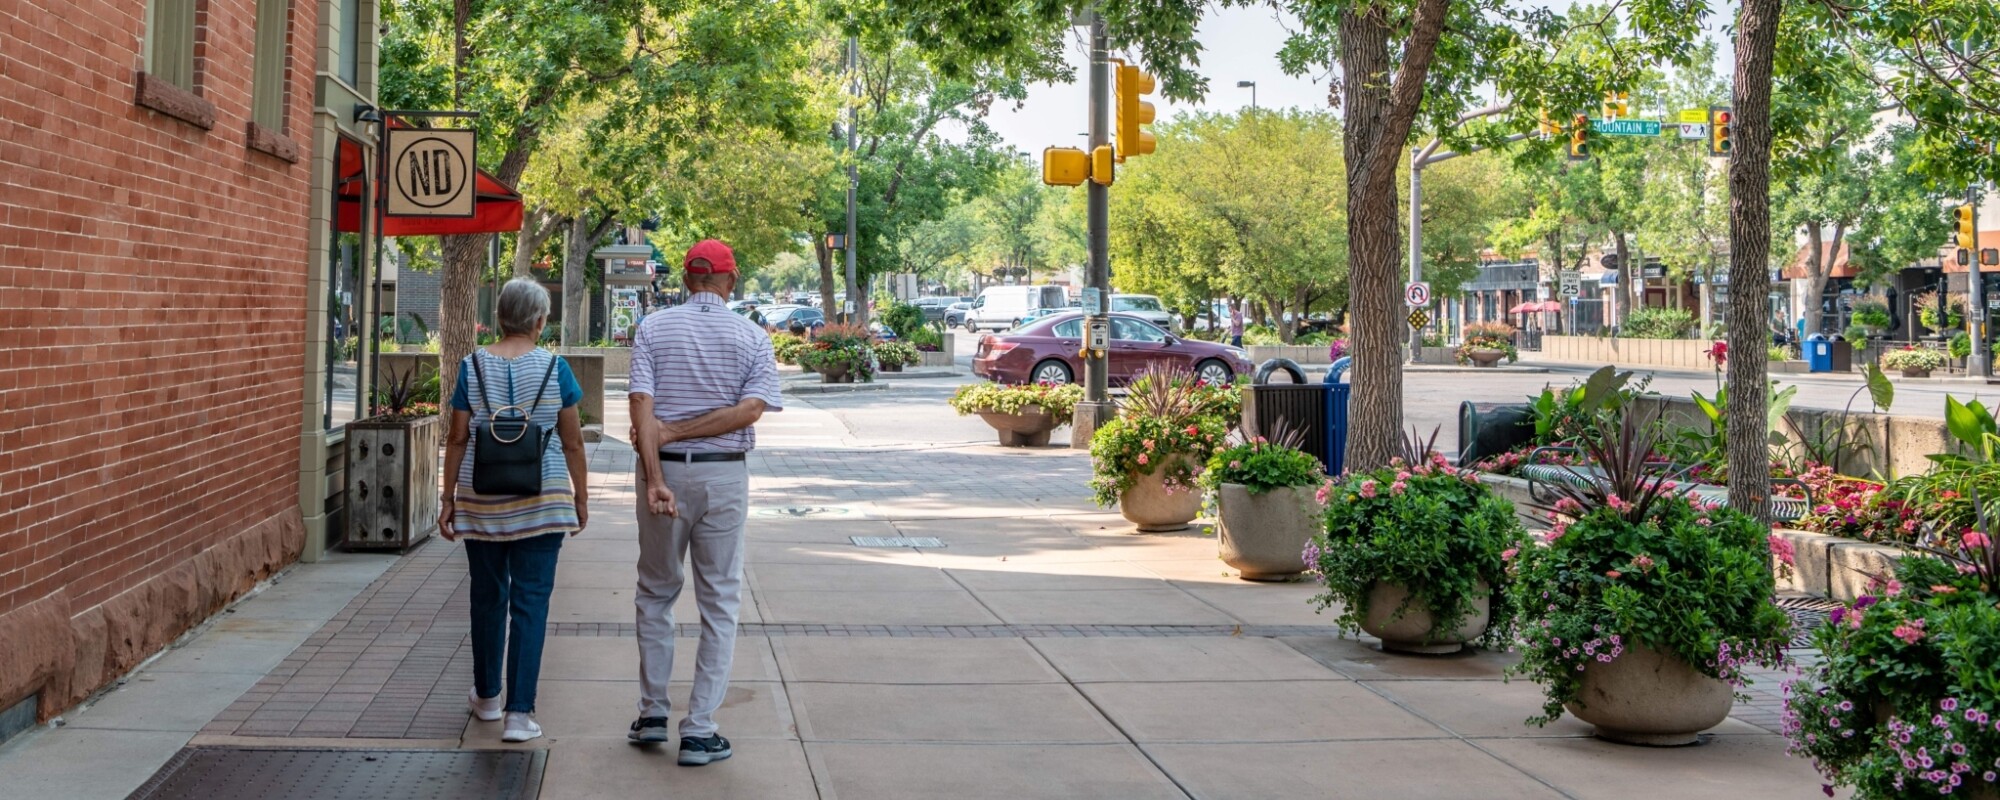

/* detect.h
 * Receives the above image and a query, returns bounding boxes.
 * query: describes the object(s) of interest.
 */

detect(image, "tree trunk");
[437,234,486,416]
[1725,0,1783,522]
[814,238,837,320]
[1802,223,1827,334]
[512,208,561,278]
[1612,232,1631,326]
[563,215,593,346]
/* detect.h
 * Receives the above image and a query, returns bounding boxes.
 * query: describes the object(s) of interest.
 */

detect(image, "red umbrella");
[1538,300,1564,312]
[1508,302,1536,314]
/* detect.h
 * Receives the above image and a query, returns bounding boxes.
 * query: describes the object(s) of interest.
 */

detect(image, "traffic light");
[1115,62,1156,162]
[1042,146,1088,187]
[1956,205,1977,250]
[1090,145,1115,186]
[1708,105,1732,157]
[1568,113,1590,160]
[1602,92,1629,120]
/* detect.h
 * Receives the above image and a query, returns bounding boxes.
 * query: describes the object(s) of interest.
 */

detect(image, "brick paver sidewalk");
[184,389,1835,799]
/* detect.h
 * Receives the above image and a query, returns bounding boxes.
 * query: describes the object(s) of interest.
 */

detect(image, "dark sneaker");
[678,733,732,766]
[628,716,670,744]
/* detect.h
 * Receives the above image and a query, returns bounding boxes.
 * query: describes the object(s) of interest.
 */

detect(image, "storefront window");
[326,136,367,430]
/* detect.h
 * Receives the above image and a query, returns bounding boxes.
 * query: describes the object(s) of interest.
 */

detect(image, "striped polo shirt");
[629,291,784,452]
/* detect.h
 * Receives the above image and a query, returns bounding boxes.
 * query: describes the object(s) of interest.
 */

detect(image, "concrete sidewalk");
[0,386,1839,799]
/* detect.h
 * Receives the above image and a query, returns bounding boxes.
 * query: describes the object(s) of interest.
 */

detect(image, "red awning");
[334,135,524,236]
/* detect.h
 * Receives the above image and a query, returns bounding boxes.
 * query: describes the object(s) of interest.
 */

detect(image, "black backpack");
[469,353,560,496]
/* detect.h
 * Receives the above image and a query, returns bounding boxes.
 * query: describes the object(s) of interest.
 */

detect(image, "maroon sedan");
[973,312,1255,386]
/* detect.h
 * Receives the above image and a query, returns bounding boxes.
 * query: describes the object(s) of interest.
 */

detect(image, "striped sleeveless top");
[452,348,580,541]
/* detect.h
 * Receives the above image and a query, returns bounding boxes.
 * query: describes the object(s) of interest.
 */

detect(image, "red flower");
[1705,341,1727,366]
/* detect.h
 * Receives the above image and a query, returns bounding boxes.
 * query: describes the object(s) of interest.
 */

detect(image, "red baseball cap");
[683,240,737,274]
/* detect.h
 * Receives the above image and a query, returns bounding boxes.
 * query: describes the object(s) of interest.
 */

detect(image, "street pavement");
[0,368,1843,799]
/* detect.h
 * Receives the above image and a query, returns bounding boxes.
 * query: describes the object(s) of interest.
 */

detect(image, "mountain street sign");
[1592,119,1662,137]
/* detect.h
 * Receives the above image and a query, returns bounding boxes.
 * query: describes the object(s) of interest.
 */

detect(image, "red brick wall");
[0,0,316,710]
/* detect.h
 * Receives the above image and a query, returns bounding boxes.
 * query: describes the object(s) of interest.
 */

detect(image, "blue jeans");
[465,533,563,713]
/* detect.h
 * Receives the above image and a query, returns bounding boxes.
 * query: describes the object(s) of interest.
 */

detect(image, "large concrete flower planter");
[1466,349,1506,368]
[1360,581,1491,654]
[1118,456,1201,533]
[1216,484,1321,580]
[818,364,853,383]
[1563,644,1733,746]
[974,405,1064,447]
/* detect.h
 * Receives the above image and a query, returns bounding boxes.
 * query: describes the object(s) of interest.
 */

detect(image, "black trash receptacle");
[1457,401,1535,466]
[1243,359,1332,471]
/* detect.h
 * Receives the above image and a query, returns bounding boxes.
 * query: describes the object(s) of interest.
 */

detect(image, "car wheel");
[1195,358,1234,386]
[1032,359,1074,385]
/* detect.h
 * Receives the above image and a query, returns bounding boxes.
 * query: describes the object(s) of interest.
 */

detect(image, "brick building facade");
[0,0,321,724]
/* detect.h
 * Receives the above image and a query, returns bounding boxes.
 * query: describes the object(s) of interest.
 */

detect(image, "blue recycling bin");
[1805,333,1833,373]
[1324,357,1352,476]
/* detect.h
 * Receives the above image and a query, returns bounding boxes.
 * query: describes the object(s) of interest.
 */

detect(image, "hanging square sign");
[386,128,477,218]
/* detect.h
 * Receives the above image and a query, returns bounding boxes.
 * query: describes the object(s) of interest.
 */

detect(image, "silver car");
[1111,294,1175,332]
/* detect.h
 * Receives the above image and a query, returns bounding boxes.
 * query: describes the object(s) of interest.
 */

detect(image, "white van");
[966,285,1069,331]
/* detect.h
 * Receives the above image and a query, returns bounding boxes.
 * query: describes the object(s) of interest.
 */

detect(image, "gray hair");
[496,278,551,337]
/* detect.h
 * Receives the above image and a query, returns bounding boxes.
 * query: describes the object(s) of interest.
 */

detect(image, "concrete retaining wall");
[1539,335,1716,370]
[1624,395,1954,479]
[1248,344,1333,365]
[551,346,631,378]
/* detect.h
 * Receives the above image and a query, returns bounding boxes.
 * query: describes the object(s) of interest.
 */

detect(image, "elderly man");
[625,239,782,765]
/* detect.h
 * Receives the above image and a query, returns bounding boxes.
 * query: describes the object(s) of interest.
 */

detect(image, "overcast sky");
[968,4,1737,157]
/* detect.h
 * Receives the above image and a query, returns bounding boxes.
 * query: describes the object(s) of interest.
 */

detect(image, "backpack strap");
[526,353,560,415]
[467,353,499,419]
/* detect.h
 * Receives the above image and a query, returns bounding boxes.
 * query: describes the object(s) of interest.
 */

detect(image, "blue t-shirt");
[451,350,584,412]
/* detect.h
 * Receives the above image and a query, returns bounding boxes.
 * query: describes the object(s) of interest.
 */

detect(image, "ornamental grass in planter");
[1307,427,1524,653]
[874,341,921,372]
[1882,346,1946,378]
[1455,322,1519,367]
[1090,367,1230,532]
[1508,413,1792,745]
[798,324,875,383]
[949,381,1083,447]
[1201,434,1326,581]
[1784,511,2000,800]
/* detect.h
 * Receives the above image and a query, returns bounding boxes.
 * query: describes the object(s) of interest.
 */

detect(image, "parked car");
[790,292,814,305]
[943,301,973,330]
[911,295,959,323]
[1013,305,1077,328]
[1110,294,1175,332]
[763,305,825,332]
[967,285,1069,332]
[972,312,1254,386]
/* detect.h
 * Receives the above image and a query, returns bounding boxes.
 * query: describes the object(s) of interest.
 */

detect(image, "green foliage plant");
[874,341,922,367]
[1307,428,1525,649]
[1852,299,1893,330]
[1200,436,1323,495]
[1783,511,2000,799]
[1881,346,1946,373]
[1621,307,1697,340]
[1951,331,1973,360]
[1089,368,1230,507]
[1844,324,1873,347]
[796,324,876,382]
[880,302,928,339]
[1911,290,1966,332]
[1667,380,1798,480]
[1526,365,1642,446]
[770,332,808,364]
[1508,413,1792,725]
[948,381,1083,420]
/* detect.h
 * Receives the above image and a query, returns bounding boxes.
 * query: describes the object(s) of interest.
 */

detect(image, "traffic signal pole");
[1971,184,1988,378]
[1071,14,1114,447]
[1407,103,1519,364]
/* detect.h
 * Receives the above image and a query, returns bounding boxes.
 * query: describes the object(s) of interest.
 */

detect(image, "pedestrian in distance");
[1229,303,1245,348]
[438,278,590,744]
[627,239,783,766]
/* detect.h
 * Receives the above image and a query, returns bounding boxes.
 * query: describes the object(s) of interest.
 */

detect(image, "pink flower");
[1706,341,1728,366]
[1143,439,1156,451]
[1390,481,1408,495]
[1184,425,1200,436]
[1885,579,1904,597]
[1501,547,1519,562]
[1634,555,1655,571]
[1396,471,1412,481]
[1605,494,1632,513]
[1253,436,1267,444]
[1932,585,1958,595]
[1229,460,1242,470]
[1605,570,1623,579]
[1359,480,1378,499]
[1768,534,1796,566]
[1136,454,1150,466]
[1553,497,1583,515]
[1893,619,1926,645]
[1544,522,1569,542]
[1964,531,1992,551]
[1315,480,1334,504]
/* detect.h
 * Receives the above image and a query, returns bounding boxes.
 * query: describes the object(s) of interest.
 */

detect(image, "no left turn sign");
[1405,282,1431,307]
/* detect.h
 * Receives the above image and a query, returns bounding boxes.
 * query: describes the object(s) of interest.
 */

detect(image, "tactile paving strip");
[127,748,544,800]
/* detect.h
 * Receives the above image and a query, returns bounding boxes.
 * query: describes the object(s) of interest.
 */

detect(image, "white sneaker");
[467,688,503,722]
[501,712,542,743]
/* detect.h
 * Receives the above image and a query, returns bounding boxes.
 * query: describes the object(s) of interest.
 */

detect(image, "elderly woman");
[438,278,588,743]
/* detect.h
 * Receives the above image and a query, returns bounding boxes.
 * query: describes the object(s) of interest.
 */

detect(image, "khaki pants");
[634,459,748,738]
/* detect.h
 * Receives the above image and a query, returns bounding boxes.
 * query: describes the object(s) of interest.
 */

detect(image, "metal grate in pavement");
[752,505,860,518]
[1775,595,1840,648]
[127,748,544,800]
[850,536,946,548]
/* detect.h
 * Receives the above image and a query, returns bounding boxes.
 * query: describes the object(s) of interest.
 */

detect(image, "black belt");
[659,451,746,463]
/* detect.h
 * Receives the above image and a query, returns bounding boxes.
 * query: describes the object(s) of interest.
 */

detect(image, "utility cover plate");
[128,748,543,800]
[754,506,859,519]
[851,536,946,548]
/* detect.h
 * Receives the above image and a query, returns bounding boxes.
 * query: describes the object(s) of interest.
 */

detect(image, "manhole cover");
[753,506,858,519]
[1775,596,1841,648]
[128,748,543,800]
[851,536,946,548]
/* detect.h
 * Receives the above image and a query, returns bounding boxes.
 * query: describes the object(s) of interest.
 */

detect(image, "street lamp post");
[1236,80,1257,110]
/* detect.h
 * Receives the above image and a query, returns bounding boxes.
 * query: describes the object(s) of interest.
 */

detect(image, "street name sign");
[386,128,476,218]
[1592,119,1662,137]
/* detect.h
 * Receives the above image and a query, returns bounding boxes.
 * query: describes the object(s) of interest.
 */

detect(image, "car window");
[1053,319,1082,337]
[1112,318,1168,343]
[1113,296,1163,312]
[973,296,986,308]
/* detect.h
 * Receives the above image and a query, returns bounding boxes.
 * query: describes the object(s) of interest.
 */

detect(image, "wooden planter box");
[343,414,442,551]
